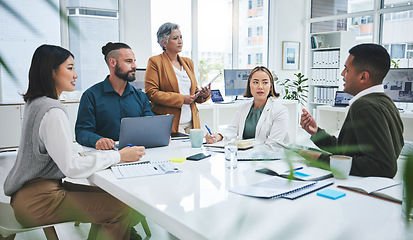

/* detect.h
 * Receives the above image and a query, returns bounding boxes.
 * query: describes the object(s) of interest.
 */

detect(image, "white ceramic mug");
[330,155,352,179]
[190,129,204,148]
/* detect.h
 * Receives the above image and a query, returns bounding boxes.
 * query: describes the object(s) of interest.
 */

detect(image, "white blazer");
[219,97,289,149]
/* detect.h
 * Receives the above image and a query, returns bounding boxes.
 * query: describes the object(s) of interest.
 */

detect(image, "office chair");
[0,202,60,240]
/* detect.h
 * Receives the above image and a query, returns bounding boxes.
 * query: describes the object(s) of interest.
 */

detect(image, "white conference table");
[88,140,411,240]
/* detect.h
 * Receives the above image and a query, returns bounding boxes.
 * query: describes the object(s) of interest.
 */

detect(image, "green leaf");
[0,0,82,83]
[404,154,413,222]
[0,56,18,81]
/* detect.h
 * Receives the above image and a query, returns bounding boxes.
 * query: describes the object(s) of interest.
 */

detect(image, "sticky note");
[169,157,186,163]
[317,189,346,200]
[294,171,310,177]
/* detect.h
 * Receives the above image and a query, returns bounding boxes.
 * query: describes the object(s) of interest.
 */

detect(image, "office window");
[311,0,376,41]
[67,0,119,92]
[240,0,268,69]
[311,0,374,18]
[311,15,373,42]
[408,44,413,59]
[150,0,192,58]
[311,1,413,68]
[150,0,268,94]
[198,0,232,93]
[248,54,251,65]
[391,44,406,59]
[256,53,263,64]
[257,26,263,36]
[0,0,61,102]
[382,9,413,68]
[383,0,413,8]
[78,9,117,18]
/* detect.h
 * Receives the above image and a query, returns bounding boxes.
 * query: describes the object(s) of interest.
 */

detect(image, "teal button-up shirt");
[75,76,154,147]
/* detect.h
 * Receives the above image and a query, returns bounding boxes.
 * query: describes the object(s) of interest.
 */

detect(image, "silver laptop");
[118,115,174,149]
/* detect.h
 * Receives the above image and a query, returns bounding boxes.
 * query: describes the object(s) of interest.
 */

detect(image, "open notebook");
[337,177,402,204]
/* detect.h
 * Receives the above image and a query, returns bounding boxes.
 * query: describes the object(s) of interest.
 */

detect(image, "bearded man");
[76,42,154,150]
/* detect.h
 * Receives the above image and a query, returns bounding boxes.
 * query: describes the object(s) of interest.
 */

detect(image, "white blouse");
[173,65,192,124]
[39,108,120,179]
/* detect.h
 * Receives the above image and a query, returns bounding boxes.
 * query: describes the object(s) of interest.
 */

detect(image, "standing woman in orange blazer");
[145,22,210,133]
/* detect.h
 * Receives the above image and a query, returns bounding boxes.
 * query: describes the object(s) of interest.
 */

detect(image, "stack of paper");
[111,161,180,179]
[204,139,255,150]
[230,177,333,199]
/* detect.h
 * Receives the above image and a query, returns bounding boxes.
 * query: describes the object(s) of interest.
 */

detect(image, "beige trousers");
[179,120,193,134]
[10,178,142,240]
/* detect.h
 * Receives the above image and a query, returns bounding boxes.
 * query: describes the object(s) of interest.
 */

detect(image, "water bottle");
[225,138,238,169]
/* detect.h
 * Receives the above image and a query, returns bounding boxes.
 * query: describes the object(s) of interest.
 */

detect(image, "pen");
[205,125,216,143]
[127,144,134,147]
[284,167,303,173]
[205,125,212,135]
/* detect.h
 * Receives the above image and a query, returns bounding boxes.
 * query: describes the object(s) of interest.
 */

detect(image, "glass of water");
[225,138,238,169]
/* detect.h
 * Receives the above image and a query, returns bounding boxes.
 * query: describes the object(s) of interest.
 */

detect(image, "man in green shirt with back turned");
[300,43,404,178]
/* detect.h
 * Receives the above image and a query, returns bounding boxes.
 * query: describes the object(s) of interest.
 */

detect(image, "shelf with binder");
[310,68,340,86]
[311,49,340,69]
[311,86,338,105]
[307,31,356,119]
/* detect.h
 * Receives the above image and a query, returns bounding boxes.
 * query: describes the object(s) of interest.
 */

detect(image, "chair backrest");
[0,201,58,237]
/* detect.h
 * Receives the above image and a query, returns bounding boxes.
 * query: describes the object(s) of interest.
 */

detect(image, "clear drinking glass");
[225,138,238,169]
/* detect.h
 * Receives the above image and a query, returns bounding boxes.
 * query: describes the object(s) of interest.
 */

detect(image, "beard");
[114,64,135,82]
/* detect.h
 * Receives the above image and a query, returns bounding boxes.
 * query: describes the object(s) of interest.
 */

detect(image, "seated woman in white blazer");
[205,66,289,149]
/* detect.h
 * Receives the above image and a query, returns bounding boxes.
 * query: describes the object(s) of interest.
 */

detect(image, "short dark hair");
[23,44,74,102]
[102,42,131,63]
[348,43,390,84]
[244,66,280,98]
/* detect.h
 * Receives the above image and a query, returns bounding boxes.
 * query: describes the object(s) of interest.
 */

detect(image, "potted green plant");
[277,73,309,106]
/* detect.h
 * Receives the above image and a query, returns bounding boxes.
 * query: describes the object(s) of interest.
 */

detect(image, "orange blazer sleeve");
[145,53,185,108]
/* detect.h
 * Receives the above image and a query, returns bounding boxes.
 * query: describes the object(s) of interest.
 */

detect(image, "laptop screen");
[210,89,224,102]
[334,91,353,107]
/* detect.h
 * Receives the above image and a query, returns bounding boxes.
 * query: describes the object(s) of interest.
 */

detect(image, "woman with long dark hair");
[4,44,144,240]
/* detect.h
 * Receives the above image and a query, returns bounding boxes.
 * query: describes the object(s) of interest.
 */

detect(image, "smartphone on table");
[186,153,211,161]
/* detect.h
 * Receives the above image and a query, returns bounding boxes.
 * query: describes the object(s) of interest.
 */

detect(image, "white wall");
[268,0,308,86]
[119,0,152,68]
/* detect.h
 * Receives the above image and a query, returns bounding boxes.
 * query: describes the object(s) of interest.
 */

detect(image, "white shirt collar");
[348,85,384,106]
